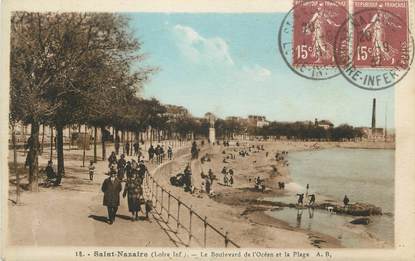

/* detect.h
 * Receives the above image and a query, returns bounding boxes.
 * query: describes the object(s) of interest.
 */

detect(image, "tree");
[10,13,59,191]
[10,12,155,188]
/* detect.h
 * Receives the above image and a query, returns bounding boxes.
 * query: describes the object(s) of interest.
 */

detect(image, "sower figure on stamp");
[101,170,122,224]
[304,2,340,63]
[362,6,400,66]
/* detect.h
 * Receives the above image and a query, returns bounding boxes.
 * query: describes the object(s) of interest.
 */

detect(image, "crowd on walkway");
[102,150,153,224]
[147,144,173,165]
[100,143,176,224]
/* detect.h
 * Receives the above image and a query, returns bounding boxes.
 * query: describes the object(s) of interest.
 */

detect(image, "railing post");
[161,188,164,215]
[188,205,193,246]
[167,191,171,223]
[204,216,207,248]
[145,171,148,185]
[152,179,155,202]
[225,231,229,248]
[177,198,181,233]
[155,183,159,213]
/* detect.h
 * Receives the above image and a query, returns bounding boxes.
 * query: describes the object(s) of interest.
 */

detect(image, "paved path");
[8,144,190,247]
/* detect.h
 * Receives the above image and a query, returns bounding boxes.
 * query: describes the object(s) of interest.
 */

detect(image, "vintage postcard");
[1,0,415,260]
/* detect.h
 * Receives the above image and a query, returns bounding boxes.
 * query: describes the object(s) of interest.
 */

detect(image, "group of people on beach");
[170,163,195,193]
[221,167,234,186]
[295,183,352,211]
[200,153,211,164]
[254,176,266,192]
[200,168,216,195]
[169,143,202,194]
[275,151,289,166]
[296,193,316,206]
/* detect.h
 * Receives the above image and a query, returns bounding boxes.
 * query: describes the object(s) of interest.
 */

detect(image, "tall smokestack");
[371,98,376,130]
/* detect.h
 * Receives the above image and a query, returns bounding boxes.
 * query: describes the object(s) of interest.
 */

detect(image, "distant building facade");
[247,115,269,128]
[314,118,334,130]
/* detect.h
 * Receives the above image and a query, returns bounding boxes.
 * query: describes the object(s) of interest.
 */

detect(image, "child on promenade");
[89,160,95,181]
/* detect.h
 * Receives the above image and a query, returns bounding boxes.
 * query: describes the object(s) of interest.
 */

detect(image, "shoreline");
[199,140,393,248]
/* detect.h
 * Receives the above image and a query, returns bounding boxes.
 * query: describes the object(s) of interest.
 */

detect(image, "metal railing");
[144,161,240,248]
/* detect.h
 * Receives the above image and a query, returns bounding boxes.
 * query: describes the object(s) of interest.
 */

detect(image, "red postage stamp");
[293,0,349,67]
[352,0,409,68]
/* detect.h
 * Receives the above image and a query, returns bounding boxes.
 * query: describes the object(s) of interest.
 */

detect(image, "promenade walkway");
[7,143,189,247]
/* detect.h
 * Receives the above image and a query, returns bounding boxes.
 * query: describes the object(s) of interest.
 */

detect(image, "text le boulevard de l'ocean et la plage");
[80,250,333,258]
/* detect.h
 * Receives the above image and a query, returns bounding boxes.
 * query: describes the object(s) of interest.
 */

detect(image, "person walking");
[191,141,198,159]
[308,194,316,206]
[125,142,130,156]
[88,160,95,181]
[204,175,211,194]
[123,176,142,221]
[115,135,120,155]
[133,142,139,156]
[167,146,173,160]
[343,195,350,207]
[148,145,155,163]
[125,161,132,179]
[183,164,193,193]
[208,169,215,185]
[297,193,304,206]
[155,145,161,164]
[137,160,148,180]
[101,170,122,224]
[108,151,117,168]
[160,145,165,164]
[117,154,126,180]
[228,169,234,186]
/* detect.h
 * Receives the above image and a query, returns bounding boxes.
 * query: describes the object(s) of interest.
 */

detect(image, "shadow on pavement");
[88,214,108,224]
[115,214,134,221]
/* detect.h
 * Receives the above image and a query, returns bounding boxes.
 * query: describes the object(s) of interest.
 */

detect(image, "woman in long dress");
[123,176,143,221]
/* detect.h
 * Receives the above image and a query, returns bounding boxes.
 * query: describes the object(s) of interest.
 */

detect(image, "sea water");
[266,148,394,248]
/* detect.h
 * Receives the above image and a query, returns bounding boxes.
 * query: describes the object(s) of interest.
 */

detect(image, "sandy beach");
[150,140,394,248]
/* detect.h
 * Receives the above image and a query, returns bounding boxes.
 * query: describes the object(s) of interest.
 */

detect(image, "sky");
[127,13,394,128]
